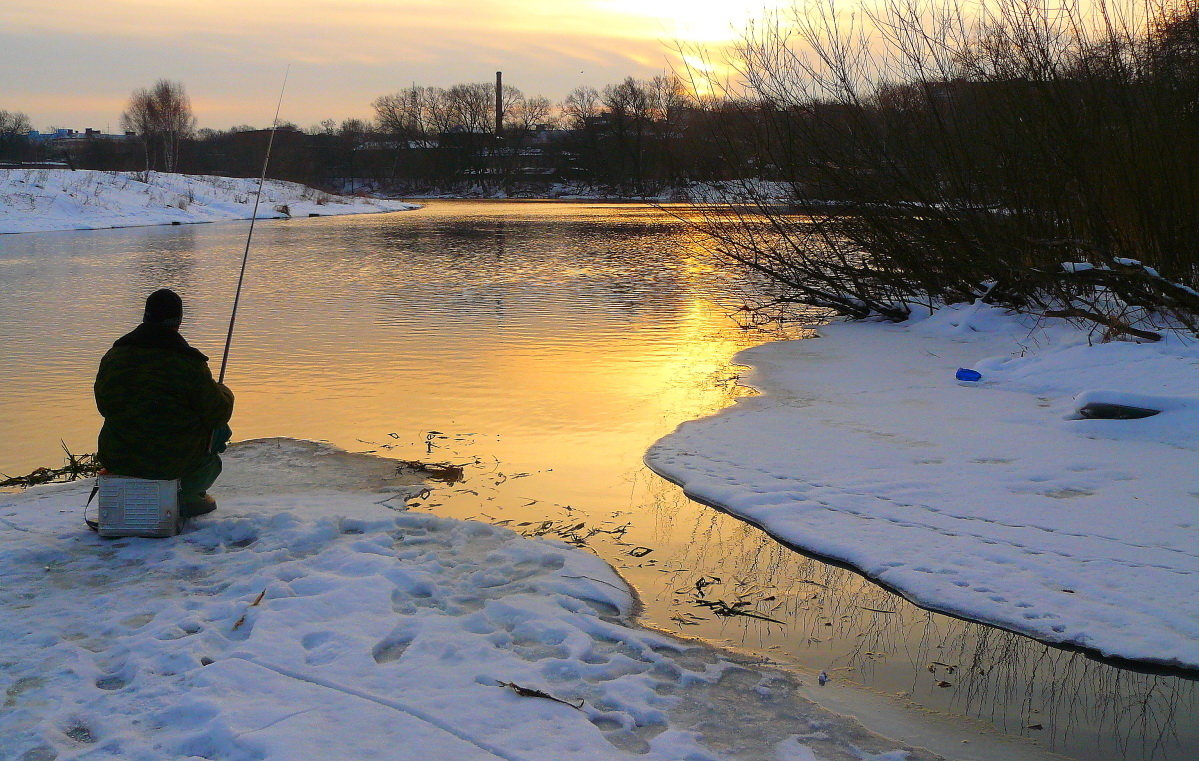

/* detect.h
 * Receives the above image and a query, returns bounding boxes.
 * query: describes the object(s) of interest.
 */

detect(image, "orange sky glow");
[2,0,786,130]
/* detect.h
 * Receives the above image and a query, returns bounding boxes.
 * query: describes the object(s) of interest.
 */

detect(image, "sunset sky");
[3,0,784,131]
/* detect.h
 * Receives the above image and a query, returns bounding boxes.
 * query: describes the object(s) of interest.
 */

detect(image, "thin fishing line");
[229,656,531,761]
[218,65,290,384]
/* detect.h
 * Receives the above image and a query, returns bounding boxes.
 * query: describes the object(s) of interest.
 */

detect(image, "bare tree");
[0,109,32,160]
[338,118,370,141]
[120,80,196,172]
[374,86,430,140]
[446,83,496,135]
[563,86,602,129]
[0,109,32,135]
[510,94,553,132]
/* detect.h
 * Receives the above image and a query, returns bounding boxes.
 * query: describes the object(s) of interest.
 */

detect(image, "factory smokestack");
[495,71,503,139]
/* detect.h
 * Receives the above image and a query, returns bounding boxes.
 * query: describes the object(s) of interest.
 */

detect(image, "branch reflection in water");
[638,472,1198,761]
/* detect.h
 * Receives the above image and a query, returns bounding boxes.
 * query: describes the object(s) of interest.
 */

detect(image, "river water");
[1,200,1194,761]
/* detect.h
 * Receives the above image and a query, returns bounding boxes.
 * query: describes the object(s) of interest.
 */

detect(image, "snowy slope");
[0,439,942,761]
[0,169,417,234]
[647,304,1199,670]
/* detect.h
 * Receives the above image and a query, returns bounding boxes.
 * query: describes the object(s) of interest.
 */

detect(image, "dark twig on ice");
[0,443,101,488]
[395,460,466,484]
[682,575,786,624]
[693,598,786,624]
[496,681,583,710]
[512,519,631,550]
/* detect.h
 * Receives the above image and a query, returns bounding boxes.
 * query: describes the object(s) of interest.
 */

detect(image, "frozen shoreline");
[4,439,1066,761]
[0,169,418,234]
[647,304,1199,672]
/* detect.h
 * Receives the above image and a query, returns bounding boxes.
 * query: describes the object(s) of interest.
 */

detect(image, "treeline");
[367,75,709,194]
[1,75,734,196]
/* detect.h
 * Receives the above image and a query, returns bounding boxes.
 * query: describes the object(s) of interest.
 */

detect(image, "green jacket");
[94,323,234,480]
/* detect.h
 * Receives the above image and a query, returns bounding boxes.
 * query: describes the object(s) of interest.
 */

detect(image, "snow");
[0,169,418,234]
[0,439,943,761]
[1060,262,1094,273]
[647,303,1199,670]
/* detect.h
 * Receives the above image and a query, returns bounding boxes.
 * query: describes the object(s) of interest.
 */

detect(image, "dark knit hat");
[143,288,183,326]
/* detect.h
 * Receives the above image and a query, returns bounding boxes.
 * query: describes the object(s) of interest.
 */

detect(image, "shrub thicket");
[686,0,1199,339]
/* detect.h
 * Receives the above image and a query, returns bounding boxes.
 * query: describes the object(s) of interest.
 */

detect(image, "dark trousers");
[179,424,230,512]
[179,453,222,509]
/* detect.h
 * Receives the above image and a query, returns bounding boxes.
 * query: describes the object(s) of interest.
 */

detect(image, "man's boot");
[182,492,217,518]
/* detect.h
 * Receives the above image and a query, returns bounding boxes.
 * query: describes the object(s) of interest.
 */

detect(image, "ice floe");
[648,303,1199,670]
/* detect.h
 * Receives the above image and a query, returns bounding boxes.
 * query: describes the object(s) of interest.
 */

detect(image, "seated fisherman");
[94,288,234,518]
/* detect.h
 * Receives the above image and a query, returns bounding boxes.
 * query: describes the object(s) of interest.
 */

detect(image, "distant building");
[26,128,135,145]
[20,128,138,171]
[525,125,572,147]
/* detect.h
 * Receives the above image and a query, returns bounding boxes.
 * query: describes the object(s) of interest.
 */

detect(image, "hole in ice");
[1042,488,1094,499]
[20,746,57,761]
[6,676,43,701]
[339,518,369,535]
[95,675,127,691]
[63,724,96,744]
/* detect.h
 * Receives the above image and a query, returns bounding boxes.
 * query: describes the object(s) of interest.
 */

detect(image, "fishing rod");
[217,66,290,385]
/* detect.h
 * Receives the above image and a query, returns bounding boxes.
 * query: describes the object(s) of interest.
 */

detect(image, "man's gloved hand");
[212,423,233,454]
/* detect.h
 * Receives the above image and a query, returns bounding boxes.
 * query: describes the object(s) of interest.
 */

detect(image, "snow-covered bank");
[647,305,1199,671]
[1,439,956,761]
[0,169,418,234]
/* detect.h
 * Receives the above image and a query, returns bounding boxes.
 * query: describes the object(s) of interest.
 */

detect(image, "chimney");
[495,71,503,139]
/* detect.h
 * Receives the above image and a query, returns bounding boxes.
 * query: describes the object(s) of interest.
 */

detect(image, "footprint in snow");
[303,634,342,667]
[372,628,416,664]
[301,631,335,650]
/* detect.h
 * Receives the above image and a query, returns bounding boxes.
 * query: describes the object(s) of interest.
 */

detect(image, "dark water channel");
[1,201,1194,760]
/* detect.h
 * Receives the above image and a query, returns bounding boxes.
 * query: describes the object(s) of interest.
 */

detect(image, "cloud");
[2,0,758,127]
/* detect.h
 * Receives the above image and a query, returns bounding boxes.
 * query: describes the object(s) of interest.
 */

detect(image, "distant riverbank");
[0,169,418,234]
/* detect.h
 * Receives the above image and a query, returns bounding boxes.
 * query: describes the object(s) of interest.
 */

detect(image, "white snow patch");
[0,439,938,761]
[1060,262,1094,273]
[0,169,418,234]
[647,303,1199,669]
